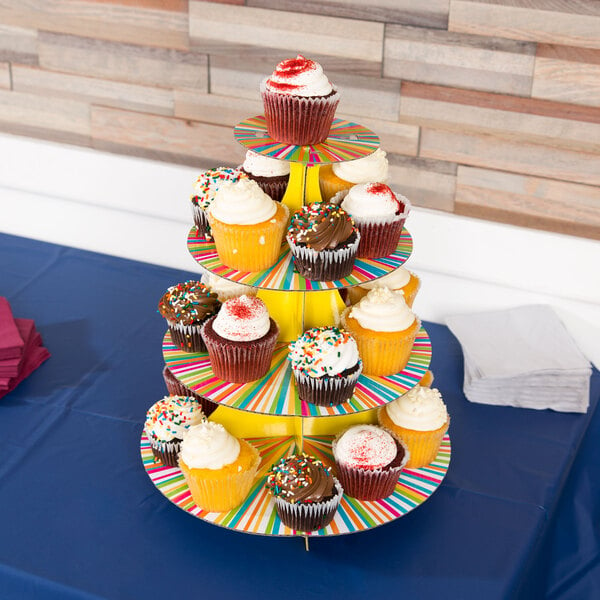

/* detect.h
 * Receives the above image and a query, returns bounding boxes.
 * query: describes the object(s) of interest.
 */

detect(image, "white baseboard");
[1,132,599,366]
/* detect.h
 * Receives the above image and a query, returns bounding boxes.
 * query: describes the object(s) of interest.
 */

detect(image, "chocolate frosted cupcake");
[158,281,220,353]
[261,55,340,146]
[190,167,248,237]
[201,295,279,383]
[240,150,290,202]
[266,453,343,531]
[332,424,409,500]
[162,365,218,417]
[289,327,362,406]
[286,202,360,281]
[144,395,206,467]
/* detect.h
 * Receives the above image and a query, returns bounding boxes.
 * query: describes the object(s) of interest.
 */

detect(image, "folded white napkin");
[447,305,592,413]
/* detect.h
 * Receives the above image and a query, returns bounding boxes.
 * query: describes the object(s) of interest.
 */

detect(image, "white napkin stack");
[446,305,592,413]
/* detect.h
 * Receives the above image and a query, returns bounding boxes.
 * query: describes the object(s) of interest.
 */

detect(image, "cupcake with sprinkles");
[190,167,248,238]
[289,327,362,406]
[332,424,409,500]
[144,395,206,467]
[266,453,343,531]
[286,202,360,281]
[158,280,220,353]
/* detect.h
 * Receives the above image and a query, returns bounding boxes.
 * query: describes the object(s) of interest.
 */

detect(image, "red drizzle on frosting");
[225,296,263,320]
[365,182,404,214]
[275,55,315,78]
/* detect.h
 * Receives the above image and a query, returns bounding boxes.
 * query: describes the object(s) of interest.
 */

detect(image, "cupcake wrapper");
[147,435,182,468]
[346,273,421,308]
[274,479,343,532]
[261,80,340,146]
[167,320,207,353]
[243,172,289,203]
[201,317,279,383]
[191,204,211,238]
[319,166,351,202]
[354,218,405,258]
[293,363,362,406]
[162,366,218,417]
[286,232,360,282]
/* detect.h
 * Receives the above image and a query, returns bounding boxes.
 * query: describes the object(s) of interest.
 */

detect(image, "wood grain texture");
[456,165,600,239]
[388,155,456,211]
[532,44,600,108]
[189,1,384,63]
[384,25,535,95]
[38,32,208,90]
[349,117,419,157]
[0,0,189,50]
[449,0,600,50]
[248,0,450,29]
[420,128,600,187]
[399,82,600,153]
[0,24,38,65]
[0,63,10,89]
[91,105,242,167]
[12,65,175,116]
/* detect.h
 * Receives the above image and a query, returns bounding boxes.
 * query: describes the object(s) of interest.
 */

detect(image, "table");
[0,232,598,600]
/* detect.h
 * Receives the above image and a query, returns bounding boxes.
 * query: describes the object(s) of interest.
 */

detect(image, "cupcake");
[144,395,205,467]
[162,365,218,417]
[240,150,290,202]
[340,182,411,258]
[158,281,220,353]
[320,147,389,202]
[286,202,360,281]
[208,178,289,272]
[201,271,257,303]
[332,424,409,500]
[341,287,420,376]
[288,327,362,406]
[347,266,421,307]
[190,167,248,238]
[266,453,343,531]
[201,295,279,383]
[261,55,340,146]
[378,386,450,468]
[178,421,260,512]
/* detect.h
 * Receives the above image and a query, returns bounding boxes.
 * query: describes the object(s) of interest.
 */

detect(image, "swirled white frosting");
[208,178,276,225]
[341,182,403,219]
[332,148,389,183]
[265,55,333,97]
[212,295,271,342]
[360,266,411,291]
[334,425,397,469]
[202,272,256,302]
[348,287,415,332]
[288,327,359,378]
[386,386,448,431]
[144,396,205,442]
[179,421,241,470]
[243,150,290,177]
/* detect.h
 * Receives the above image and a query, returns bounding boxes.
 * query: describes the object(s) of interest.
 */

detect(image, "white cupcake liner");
[191,203,211,237]
[167,319,206,353]
[292,362,362,406]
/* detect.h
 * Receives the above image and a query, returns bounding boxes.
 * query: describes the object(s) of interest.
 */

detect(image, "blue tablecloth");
[0,233,598,600]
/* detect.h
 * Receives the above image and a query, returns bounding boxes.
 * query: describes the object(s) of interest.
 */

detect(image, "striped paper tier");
[141,433,451,537]
[188,228,413,291]
[234,116,379,165]
[162,326,432,417]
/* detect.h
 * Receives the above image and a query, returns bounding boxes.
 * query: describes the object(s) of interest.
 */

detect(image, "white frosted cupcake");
[241,150,290,202]
[347,266,421,307]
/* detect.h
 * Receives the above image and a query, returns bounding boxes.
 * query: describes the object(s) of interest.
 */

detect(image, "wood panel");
[0,63,10,90]
[399,82,600,153]
[384,25,535,95]
[420,128,600,187]
[12,65,174,116]
[455,165,600,239]
[449,0,600,50]
[91,105,241,168]
[189,1,384,63]
[0,24,37,65]
[348,117,419,157]
[248,0,451,29]
[532,44,600,108]
[0,0,189,50]
[38,32,208,91]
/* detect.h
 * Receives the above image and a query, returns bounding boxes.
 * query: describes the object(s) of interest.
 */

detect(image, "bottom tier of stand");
[141,433,451,537]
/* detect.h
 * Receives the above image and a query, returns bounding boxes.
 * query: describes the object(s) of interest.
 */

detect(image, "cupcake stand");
[141,116,451,548]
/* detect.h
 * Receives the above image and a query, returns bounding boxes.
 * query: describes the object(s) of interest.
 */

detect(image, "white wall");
[1,132,599,366]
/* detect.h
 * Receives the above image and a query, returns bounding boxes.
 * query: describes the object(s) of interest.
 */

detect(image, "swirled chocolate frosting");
[158,281,220,325]
[266,453,335,504]
[288,203,355,252]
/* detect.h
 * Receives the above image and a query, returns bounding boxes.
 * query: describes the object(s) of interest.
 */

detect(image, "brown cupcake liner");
[293,362,362,406]
[146,435,182,468]
[167,320,207,353]
[261,80,340,146]
[241,170,289,203]
[354,218,405,258]
[191,204,211,238]
[162,366,218,417]
[201,316,279,383]
[274,478,343,531]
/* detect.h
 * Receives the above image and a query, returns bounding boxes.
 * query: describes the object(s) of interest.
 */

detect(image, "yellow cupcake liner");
[346,272,421,308]
[318,165,352,202]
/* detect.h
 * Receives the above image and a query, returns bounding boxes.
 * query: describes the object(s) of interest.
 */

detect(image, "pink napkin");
[0,319,37,377]
[0,297,24,360]
[0,345,51,399]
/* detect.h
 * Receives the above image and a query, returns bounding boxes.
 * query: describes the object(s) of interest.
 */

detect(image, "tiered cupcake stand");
[141,117,451,545]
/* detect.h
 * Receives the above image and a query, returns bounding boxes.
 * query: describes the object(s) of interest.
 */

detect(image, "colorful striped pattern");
[234,116,380,165]
[162,327,431,417]
[187,228,413,291]
[141,433,451,537]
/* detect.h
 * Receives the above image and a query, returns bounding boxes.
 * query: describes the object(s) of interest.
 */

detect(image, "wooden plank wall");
[0,0,598,240]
